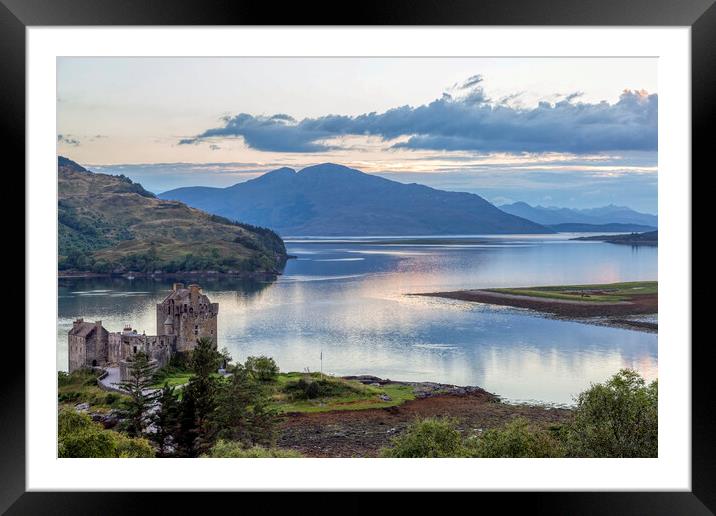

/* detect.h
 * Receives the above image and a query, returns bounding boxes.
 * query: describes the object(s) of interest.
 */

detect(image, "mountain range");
[499,201,657,228]
[58,156,286,274]
[160,163,551,236]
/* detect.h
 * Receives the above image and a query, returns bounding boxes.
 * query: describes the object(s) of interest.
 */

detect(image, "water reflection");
[57,235,657,405]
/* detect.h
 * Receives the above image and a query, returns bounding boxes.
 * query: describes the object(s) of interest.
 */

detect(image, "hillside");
[571,231,658,246]
[160,163,551,236]
[548,222,656,233]
[500,202,657,227]
[58,156,287,274]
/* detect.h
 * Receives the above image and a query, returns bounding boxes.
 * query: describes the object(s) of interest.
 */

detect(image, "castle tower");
[156,283,218,353]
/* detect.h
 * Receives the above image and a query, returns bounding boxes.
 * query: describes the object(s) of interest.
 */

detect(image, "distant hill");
[160,163,551,236]
[500,201,657,227]
[58,156,287,274]
[548,223,657,233]
[572,231,658,246]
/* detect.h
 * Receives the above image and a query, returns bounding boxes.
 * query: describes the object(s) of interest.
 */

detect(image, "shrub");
[244,356,279,382]
[304,380,321,399]
[113,433,155,458]
[58,409,155,458]
[469,418,565,458]
[204,440,303,458]
[563,369,657,458]
[380,418,471,458]
[104,393,120,405]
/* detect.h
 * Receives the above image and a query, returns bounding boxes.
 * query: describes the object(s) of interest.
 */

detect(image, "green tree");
[564,369,658,458]
[174,387,199,457]
[380,418,470,458]
[174,337,221,456]
[211,363,280,448]
[150,383,180,456]
[117,351,159,437]
[244,355,280,383]
[470,418,565,458]
[219,347,233,370]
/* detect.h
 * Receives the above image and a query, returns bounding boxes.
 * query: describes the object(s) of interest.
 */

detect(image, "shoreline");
[58,270,283,280]
[413,288,657,333]
[279,375,571,457]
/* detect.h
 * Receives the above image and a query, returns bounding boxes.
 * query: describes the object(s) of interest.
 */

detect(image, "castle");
[68,283,219,379]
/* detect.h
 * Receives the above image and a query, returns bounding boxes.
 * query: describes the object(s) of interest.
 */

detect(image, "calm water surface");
[57,234,657,405]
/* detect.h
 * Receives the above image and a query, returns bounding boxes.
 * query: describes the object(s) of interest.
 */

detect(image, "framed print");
[4,0,712,512]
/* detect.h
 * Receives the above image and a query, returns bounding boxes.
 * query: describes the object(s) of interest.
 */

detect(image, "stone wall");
[156,283,218,352]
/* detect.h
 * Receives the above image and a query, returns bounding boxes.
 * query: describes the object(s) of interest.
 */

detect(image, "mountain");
[500,201,657,227]
[160,163,551,236]
[58,156,287,274]
[547,223,657,233]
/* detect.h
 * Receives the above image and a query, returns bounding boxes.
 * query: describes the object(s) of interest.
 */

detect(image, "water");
[57,234,657,405]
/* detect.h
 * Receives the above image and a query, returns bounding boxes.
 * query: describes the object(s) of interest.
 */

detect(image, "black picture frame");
[4,0,709,512]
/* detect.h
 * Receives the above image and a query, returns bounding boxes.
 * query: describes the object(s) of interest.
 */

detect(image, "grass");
[274,376,415,413]
[146,368,416,414]
[488,281,657,303]
[58,369,129,412]
[150,371,194,389]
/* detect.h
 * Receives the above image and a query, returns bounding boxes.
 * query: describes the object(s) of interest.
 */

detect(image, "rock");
[74,402,90,412]
[379,394,392,402]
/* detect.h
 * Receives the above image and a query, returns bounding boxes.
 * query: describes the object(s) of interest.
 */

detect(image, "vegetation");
[563,369,658,458]
[211,363,279,448]
[203,440,303,458]
[58,156,286,274]
[146,366,416,414]
[273,373,415,413]
[469,418,565,458]
[58,369,128,411]
[244,356,280,382]
[117,352,159,436]
[176,337,223,456]
[58,358,656,458]
[380,418,470,458]
[380,370,656,458]
[149,384,180,456]
[58,409,154,458]
[489,281,657,303]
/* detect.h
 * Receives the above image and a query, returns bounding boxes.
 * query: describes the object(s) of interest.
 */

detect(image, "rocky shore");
[278,376,571,457]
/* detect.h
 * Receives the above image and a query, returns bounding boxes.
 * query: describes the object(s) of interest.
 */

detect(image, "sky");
[57,57,658,213]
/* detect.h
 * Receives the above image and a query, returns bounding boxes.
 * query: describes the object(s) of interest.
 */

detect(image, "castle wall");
[68,335,85,372]
[85,324,109,368]
[156,284,219,352]
[108,331,173,368]
[68,321,109,372]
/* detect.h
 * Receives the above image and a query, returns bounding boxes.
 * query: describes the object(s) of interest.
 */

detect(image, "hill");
[571,231,658,246]
[58,156,287,274]
[500,202,657,227]
[160,163,551,236]
[548,222,657,233]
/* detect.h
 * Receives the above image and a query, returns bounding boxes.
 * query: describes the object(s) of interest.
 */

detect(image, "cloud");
[57,134,80,146]
[179,77,657,155]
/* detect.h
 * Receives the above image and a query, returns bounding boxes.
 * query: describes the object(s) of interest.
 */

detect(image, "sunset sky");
[57,57,657,212]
